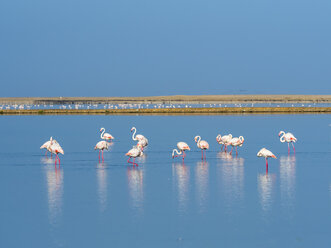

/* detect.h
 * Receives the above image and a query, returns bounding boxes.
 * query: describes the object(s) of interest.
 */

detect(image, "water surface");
[0,114,330,247]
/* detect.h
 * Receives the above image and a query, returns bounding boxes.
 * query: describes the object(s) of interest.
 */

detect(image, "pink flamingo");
[279,131,297,154]
[257,148,277,173]
[195,136,209,160]
[94,140,110,162]
[228,136,244,155]
[100,127,114,141]
[126,145,143,166]
[172,142,190,161]
[47,138,64,166]
[131,127,148,150]
[40,137,53,157]
[216,134,232,151]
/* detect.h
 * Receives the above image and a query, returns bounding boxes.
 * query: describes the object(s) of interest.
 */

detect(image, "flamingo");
[131,127,146,141]
[194,136,209,160]
[94,141,110,162]
[131,127,148,150]
[100,127,114,141]
[279,131,297,154]
[40,137,53,157]
[172,142,190,161]
[126,145,143,166]
[228,136,244,155]
[216,134,232,151]
[257,148,277,173]
[47,138,64,166]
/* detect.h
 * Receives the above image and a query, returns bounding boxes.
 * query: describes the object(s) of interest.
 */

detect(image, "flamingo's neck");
[279,132,285,142]
[100,128,105,139]
[132,128,137,140]
[172,149,182,157]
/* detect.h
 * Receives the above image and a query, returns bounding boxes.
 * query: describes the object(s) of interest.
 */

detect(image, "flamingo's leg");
[99,150,100,162]
[266,158,268,174]
[236,146,238,155]
[288,143,290,154]
[221,144,224,151]
[201,149,203,160]
[204,149,206,160]
[229,146,233,155]
[102,150,104,162]
[127,157,131,163]
[57,154,60,166]
[292,143,295,153]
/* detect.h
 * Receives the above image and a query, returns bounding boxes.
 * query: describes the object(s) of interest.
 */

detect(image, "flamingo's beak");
[272,155,277,159]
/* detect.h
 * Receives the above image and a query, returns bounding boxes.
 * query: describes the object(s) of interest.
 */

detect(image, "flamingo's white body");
[172,142,190,161]
[47,138,64,165]
[195,136,209,160]
[257,148,277,172]
[126,145,143,166]
[228,136,244,155]
[100,128,114,141]
[131,127,148,150]
[94,141,110,162]
[40,137,53,156]
[279,131,297,153]
[216,134,232,151]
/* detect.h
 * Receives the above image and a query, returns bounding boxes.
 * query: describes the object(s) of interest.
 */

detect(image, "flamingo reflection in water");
[172,163,190,213]
[96,162,108,212]
[195,161,209,212]
[217,152,245,209]
[43,164,64,226]
[258,173,276,214]
[127,166,144,212]
[280,155,296,209]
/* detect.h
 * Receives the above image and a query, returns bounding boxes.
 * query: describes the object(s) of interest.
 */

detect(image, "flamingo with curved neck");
[195,136,209,160]
[172,142,190,161]
[100,128,114,141]
[228,136,244,156]
[131,127,145,141]
[216,134,232,151]
[279,131,297,154]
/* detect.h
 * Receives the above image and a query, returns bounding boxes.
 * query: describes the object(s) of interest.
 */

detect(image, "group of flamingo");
[40,128,297,170]
[257,131,297,172]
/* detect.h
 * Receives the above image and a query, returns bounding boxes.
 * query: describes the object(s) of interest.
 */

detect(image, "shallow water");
[0,114,330,248]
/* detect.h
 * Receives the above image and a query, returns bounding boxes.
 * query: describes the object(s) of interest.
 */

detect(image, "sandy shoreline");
[1,107,330,115]
[0,95,331,104]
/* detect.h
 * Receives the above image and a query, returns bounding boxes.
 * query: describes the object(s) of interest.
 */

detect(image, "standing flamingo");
[95,141,110,162]
[40,137,53,157]
[172,142,190,161]
[228,136,244,155]
[216,134,232,151]
[47,138,64,166]
[257,148,277,173]
[194,136,209,160]
[131,127,148,150]
[279,131,297,154]
[100,127,114,141]
[126,145,143,166]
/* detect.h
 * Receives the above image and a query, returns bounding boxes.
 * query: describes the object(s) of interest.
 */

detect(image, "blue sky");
[0,0,330,97]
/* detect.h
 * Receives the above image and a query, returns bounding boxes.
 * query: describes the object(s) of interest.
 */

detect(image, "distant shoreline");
[1,107,331,115]
[0,95,331,104]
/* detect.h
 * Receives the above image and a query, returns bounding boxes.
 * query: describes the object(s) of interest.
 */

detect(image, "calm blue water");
[0,114,330,248]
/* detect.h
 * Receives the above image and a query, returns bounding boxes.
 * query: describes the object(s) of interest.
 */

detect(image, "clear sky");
[0,0,330,97]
